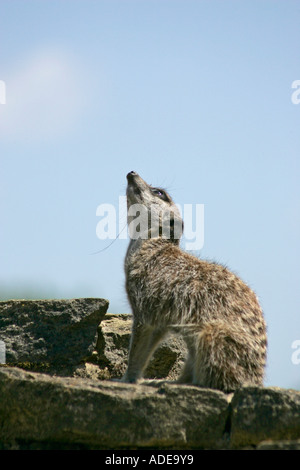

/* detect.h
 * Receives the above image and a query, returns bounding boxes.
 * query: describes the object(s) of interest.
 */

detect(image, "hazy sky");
[0,0,299,389]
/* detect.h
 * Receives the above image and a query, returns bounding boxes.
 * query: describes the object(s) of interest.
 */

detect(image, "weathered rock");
[0,298,108,370]
[230,386,300,448]
[94,313,187,380]
[93,313,131,376]
[0,300,186,379]
[0,366,230,450]
[257,439,300,450]
[1,299,300,450]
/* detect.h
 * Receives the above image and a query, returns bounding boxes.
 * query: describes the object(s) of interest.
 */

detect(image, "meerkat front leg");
[122,321,167,383]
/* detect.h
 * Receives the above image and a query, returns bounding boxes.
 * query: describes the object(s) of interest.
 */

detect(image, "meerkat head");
[126,171,183,244]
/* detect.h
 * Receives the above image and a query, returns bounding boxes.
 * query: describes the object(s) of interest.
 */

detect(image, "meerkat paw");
[119,372,140,384]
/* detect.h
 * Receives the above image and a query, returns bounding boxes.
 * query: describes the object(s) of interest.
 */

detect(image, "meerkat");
[122,171,267,392]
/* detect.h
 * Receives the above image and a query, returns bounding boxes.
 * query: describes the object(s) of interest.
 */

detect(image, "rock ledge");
[0,299,299,450]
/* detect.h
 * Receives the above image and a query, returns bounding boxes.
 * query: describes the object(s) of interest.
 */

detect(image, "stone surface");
[230,386,300,448]
[0,298,108,370]
[94,313,187,380]
[0,366,230,450]
[1,299,300,450]
[257,439,300,450]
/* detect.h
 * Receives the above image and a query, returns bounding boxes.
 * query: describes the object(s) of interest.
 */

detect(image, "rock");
[93,313,132,377]
[1,365,300,450]
[0,298,108,371]
[257,439,300,450]
[0,300,185,379]
[1,299,300,450]
[94,313,187,380]
[230,386,300,448]
[0,366,230,450]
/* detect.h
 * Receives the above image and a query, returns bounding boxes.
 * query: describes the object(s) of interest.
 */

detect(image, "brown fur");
[122,171,267,392]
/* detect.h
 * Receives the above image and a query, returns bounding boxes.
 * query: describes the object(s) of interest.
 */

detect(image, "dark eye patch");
[152,188,164,197]
[133,187,142,196]
[151,187,170,202]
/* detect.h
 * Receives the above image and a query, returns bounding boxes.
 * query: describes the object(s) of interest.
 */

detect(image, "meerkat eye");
[152,188,165,198]
[151,187,171,203]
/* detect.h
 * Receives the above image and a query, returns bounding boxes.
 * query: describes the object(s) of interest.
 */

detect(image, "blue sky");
[0,0,299,389]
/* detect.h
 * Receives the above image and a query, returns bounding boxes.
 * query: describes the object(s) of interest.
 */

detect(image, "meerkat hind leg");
[122,323,167,383]
[192,322,255,392]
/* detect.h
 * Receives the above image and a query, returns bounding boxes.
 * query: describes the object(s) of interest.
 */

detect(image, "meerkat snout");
[126,172,183,243]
